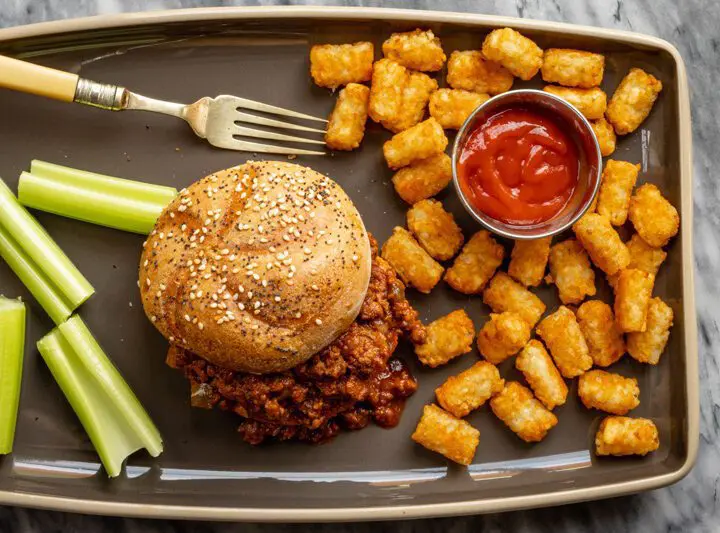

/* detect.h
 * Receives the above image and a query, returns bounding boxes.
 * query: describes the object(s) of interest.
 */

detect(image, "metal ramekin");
[451,89,602,240]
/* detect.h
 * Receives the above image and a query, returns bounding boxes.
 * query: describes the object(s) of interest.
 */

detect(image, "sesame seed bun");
[139,161,372,374]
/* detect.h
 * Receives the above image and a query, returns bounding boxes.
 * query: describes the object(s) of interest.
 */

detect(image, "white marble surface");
[1,0,718,531]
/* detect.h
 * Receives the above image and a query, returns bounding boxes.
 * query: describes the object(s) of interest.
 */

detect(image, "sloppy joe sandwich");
[140,161,424,443]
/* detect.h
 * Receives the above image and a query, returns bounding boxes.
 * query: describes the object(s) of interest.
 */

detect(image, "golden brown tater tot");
[606,68,663,135]
[412,404,480,465]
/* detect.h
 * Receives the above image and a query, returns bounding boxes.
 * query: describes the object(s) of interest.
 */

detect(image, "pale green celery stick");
[19,172,171,235]
[37,316,162,478]
[0,225,72,325]
[0,297,25,454]
[0,178,94,309]
[30,160,178,206]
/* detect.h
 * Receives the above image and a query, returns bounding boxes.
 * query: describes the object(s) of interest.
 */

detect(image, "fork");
[0,55,327,156]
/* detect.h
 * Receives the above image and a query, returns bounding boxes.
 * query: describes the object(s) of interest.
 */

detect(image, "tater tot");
[381,227,443,293]
[596,160,640,225]
[591,117,617,157]
[407,199,464,261]
[482,272,546,328]
[482,28,543,81]
[576,300,626,367]
[614,268,655,333]
[477,312,531,365]
[490,382,558,443]
[627,297,673,365]
[368,59,438,133]
[415,309,475,368]
[446,50,514,95]
[572,213,630,275]
[367,59,404,129]
[392,153,452,204]
[382,29,446,72]
[607,233,668,290]
[445,230,504,294]
[626,233,668,275]
[508,236,552,287]
[547,239,596,305]
[436,361,504,418]
[628,184,680,248]
[310,42,374,89]
[515,340,568,410]
[412,404,480,465]
[541,48,605,88]
[606,68,663,135]
[383,118,448,169]
[579,370,640,415]
[536,306,593,378]
[595,416,659,456]
[543,85,607,120]
[325,83,370,151]
[429,89,490,130]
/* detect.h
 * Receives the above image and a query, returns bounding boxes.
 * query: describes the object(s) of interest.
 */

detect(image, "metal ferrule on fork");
[74,78,127,111]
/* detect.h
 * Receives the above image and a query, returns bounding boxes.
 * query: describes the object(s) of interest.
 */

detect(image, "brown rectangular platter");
[0,6,697,521]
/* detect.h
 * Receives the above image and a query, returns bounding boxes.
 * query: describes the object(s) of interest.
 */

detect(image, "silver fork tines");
[230,95,328,124]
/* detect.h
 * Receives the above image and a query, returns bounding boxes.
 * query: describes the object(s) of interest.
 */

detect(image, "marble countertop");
[1,0,718,531]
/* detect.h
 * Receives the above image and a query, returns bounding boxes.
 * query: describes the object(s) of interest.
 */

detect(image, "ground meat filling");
[168,244,425,444]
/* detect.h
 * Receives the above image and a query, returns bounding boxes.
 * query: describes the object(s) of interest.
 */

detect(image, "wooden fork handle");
[0,54,79,102]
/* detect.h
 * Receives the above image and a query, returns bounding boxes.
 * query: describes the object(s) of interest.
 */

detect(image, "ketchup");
[457,106,579,225]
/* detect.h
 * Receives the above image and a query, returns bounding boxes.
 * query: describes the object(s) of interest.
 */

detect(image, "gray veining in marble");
[0,0,719,532]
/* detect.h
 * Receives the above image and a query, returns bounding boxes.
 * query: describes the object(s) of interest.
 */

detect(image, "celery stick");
[0,225,72,325]
[0,178,94,309]
[30,160,177,207]
[19,172,170,235]
[37,316,162,478]
[0,297,25,454]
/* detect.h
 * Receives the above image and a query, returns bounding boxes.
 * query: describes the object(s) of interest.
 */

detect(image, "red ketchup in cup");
[457,106,580,226]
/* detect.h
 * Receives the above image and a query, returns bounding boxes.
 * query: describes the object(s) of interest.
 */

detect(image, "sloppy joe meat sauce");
[168,237,426,444]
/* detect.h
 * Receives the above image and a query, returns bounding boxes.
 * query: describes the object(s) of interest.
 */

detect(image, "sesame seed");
[198,323,204,330]
[352,255,358,262]
[184,314,191,322]
[274,296,281,302]
[315,319,323,325]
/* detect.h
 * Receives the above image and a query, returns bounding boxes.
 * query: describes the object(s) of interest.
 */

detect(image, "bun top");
[139,161,372,374]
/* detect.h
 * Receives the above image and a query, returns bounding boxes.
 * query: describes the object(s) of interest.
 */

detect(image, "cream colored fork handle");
[0,54,79,102]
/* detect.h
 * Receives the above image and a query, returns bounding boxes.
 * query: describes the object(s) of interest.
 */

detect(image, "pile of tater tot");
[310,26,672,467]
